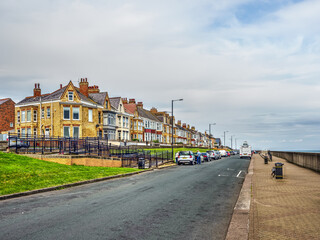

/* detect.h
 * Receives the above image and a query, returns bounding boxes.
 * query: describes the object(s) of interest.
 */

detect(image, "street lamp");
[224,131,228,147]
[171,99,183,159]
[235,138,240,150]
[209,123,216,149]
[231,135,235,149]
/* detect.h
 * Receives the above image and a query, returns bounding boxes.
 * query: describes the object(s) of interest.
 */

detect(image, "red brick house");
[0,98,15,133]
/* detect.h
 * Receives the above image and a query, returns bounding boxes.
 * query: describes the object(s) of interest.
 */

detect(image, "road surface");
[0,155,250,240]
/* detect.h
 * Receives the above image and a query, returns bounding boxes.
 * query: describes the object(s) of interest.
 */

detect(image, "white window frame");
[63,107,70,120]
[47,107,51,118]
[73,126,79,138]
[63,126,70,137]
[68,91,74,101]
[73,107,80,120]
[88,109,93,122]
[21,111,25,122]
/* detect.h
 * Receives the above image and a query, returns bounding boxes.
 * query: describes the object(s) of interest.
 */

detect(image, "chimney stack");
[129,98,136,104]
[150,107,157,113]
[122,98,128,104]
[60,84,63,89]
[137,102,143,108]
[33,83,41,97]
[79,78,89,97]
[177,120,181,126]
[183,123,187,128]
[88,85,100,94]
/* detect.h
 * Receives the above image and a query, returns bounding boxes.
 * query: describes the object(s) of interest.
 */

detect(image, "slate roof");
[109,97,121,110]
[17,85,100,106]
[137,108,161,122]
[89,92,107,106]
[0,98,10,105]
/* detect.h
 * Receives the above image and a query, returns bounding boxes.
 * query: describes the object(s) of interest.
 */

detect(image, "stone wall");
[271,151,320,173]
[0,141,8,151]
[21,154,122,168]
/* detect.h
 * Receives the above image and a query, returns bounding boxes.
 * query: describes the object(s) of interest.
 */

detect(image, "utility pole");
[224,131,228,147]
[209,123,216,149]
[171,99,183,160]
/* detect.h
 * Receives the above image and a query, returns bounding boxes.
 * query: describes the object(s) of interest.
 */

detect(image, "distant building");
[0,98,15,133]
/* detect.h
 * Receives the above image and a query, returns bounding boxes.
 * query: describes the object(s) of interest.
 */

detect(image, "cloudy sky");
[1,0,320,150]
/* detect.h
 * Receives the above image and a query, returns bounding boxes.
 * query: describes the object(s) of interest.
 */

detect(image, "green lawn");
[144,147,215,159]
[0,152,140,196]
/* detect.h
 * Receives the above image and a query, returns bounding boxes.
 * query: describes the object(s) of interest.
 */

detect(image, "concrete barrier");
[0,141,8,151]
[271,151,320,173]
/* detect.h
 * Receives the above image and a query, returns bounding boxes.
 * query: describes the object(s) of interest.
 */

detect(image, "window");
[27,128,31,136]
[21,111,25,122]
[98,112,101,124]
[118,116,121,126]
[73,126,79,138]
[41,108,44,119]
[107,113,116,125]
[27,110,31,121]
[33,128,37,136]
[33,110,37,122]
[105,100,108,108]
[73,107,79,120]
[123,117,125,127]
[17,111,20,123]
[118,131,121,140]
[63,126,70,137]
[21,128,25,137]
[88,109,93,122]
[64,107,70,120]
[68,91,74,101]
[47,107,50,118]
[10,122,13,128]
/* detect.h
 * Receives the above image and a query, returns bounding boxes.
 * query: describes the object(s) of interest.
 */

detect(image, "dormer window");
[68,91,74,101]
[105,100,108,108]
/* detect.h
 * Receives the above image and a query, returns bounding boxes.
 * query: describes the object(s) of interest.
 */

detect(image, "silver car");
[177,151,195,165]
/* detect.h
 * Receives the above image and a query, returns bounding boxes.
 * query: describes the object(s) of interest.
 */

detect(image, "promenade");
[249,154,320,239]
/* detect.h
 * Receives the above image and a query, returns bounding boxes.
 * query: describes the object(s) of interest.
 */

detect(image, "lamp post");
[231,135,235,149]
[235,138,240,150]
[171,99,183,159]
[209,123,216,149]
[224,131,228,147]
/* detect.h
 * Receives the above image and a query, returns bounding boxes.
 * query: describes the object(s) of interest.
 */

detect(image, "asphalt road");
[0,155,250,240]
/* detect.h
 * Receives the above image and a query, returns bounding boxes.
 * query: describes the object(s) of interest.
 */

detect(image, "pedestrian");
[197,150,201,164]
[268,150,272,162]
[175,151,179,164]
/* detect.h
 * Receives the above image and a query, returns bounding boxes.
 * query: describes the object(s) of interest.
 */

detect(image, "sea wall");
[271,151,320,173]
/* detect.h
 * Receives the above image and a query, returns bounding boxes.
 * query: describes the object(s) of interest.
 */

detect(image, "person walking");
[175,151,180,164]
[268,150,272,162]
[196,150,201,164]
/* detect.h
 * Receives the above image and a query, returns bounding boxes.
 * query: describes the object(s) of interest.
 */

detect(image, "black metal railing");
[8,133,173,168]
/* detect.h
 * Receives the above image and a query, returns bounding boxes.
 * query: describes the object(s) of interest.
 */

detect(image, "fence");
[7,133,173,168]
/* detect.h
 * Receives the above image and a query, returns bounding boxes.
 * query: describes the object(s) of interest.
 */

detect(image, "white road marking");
[227,168,235,171]
[236,171,242,178]
[218,174,229,177]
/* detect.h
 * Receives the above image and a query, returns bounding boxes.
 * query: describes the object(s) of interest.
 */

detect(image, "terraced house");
[150,108,172,144]
[123,98,144,142]
[15,79,110,138]
[110,97,131,142]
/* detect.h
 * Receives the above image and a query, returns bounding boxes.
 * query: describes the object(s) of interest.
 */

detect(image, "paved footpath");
[249,154,320,240]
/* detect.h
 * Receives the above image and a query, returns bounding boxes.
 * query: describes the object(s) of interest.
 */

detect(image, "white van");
[219,150,227,157]
[240,141,252,159]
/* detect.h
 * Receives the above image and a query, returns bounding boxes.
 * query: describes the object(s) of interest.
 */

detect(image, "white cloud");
[0,0,319,150]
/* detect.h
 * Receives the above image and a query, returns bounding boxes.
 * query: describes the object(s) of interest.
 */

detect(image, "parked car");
[7,137,29,148]
[177,151,195,165]
[214,150,221,159]
[201,152,210,162]
[219,150,227,157]
[206,150,219,160]
[226,151,231,157]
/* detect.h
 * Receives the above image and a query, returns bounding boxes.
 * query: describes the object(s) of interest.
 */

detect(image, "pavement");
[248,154,320,240]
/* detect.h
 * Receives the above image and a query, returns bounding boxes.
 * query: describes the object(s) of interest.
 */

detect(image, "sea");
[275,150,320,153]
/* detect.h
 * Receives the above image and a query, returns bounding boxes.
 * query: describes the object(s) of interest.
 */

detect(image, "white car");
[219,150,227,157]
[177,151,195,165]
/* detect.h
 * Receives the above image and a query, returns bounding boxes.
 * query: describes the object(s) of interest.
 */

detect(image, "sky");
[0,0,320,150]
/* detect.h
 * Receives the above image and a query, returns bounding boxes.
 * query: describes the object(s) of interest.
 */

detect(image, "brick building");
[0,98,15,133]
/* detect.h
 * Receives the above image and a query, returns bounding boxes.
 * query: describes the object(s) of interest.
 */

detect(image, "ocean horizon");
[272,150,320,153]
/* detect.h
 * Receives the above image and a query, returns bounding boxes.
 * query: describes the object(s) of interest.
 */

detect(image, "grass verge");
[0,152,140,196]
